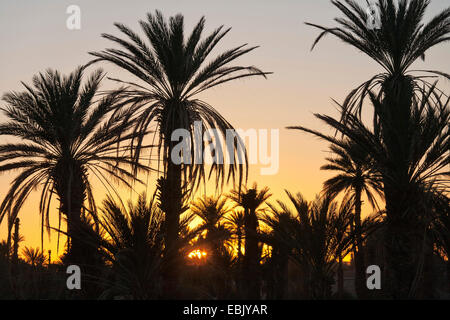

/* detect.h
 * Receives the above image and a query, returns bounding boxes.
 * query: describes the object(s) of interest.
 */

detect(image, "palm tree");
[98,193,164,299]
[224,210,246,264]
[268,192,356,299]
[228,183,271,299]
[190,196,231,257]
[0,67,149,266]
[89,11,270,292]
[22,247,46,268]
[290,91,449,298]
[293,0,450,298]
[261,204,297,299]
[321,139,383,298]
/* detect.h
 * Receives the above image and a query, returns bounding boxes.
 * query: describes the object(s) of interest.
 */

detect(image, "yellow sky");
[0,0,449,258]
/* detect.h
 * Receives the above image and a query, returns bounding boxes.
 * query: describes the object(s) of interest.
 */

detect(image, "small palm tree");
[0,67,149,265]
[22,247,46,268]
[261,204,297,299]
[320,139,383,298]
[228,183,271,299]
[99,193,164,299]
[191,196,231,256]
[89,12,270,287]
[268,192,356,299]
[224,210,246,264]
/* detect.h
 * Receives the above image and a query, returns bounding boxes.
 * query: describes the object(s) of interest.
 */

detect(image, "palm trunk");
[381,75,424,298]
[160,132,183,298]
[447,259,450,294]
[6,212,12,261]
[12,218,20,265]
[237,228,242,264]
[57,163,86,266]
[273,245,288,299]
[353,182,366,299]
[337,255,344,299]
[417,239,434,298]
[244,207,260,299]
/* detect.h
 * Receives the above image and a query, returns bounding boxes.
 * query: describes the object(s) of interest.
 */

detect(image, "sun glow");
[188,249,207,260]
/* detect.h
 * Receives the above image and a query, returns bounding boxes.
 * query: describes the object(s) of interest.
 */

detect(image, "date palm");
[267,192,355,299]
[191,195,231,257]
[99,193,164,299]
[22,247,46,268]
[89,11,270,290]
[290,89,449,298]
[321,139,383,298]
[261,204,298,299]
[299,0,450,298]
[0,67,149,266]
[228,183,271,299]
[224,210,245,264]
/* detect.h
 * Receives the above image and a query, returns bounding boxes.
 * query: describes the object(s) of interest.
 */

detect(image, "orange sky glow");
[0,0,449,259]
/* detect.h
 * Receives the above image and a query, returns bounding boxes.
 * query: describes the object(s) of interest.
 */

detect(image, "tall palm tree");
[0,67,149,266]
[89,11,270,290]
[321,139,383,298]
[228,183,271,299]
[293,0,450,298]
[290,90,449,298]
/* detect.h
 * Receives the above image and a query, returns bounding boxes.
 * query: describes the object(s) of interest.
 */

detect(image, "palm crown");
[89,10,270,188]
[0,67,148,248]
[307,0,450,115]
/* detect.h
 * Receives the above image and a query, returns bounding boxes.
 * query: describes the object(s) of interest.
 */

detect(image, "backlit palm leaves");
[99,193,164,299]
[22,247,46,268]
[224,210,245,263]
[265,192,355,299]
[228,183,271,298]
[191,196,231,250]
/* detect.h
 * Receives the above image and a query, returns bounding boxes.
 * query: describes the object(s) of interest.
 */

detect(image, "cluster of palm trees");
[0,0,449,299]
[289,0,450,298]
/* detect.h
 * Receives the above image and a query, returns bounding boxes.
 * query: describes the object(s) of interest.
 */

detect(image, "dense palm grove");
[0,0,449,300]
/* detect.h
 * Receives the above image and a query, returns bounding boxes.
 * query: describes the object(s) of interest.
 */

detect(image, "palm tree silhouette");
[320,139,383,298]
[22,247,46,268]
[99,193,164,299]
[261,204,297,299]
[224,210,245,264]
[191,196,231,257]
[268,192,356,299]
[298,0,450,298]
[228,183,271,299]
[89,11,270,293]
[0,67,149,265]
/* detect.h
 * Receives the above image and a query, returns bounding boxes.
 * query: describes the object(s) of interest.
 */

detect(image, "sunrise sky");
[0,0,449,258]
